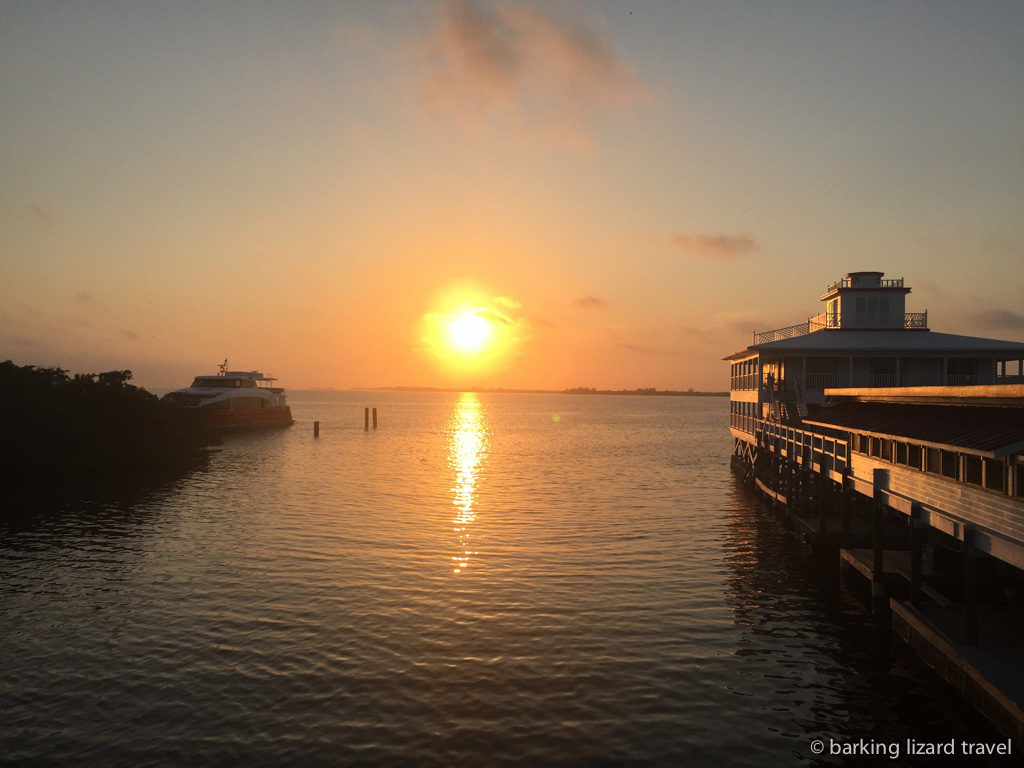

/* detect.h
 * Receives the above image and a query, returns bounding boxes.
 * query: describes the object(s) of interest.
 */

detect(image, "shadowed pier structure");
[726,271,1024,747]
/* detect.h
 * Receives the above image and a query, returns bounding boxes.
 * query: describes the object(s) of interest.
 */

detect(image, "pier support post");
[910,507,924,608]
[373,407,378,429]
[364,408,369,431]
[816,474,827,543]
[840,472,852,547]
[872,469,887,612]
[314,420,319,438]
[963,529,979,645]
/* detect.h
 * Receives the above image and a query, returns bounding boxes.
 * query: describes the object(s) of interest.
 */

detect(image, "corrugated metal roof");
[755,330,1024,354]
[804,402,1024,457]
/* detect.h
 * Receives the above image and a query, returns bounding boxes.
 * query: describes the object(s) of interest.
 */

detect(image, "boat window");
[926,448,942,475]
[1016,463,1024,498]
[192,378,238,388]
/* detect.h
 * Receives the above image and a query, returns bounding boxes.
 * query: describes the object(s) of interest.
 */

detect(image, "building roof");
[803,401,1024,458]
[723,330,1024,361]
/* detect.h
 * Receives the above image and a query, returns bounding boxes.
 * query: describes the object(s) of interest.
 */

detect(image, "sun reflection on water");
[448,393,489,574]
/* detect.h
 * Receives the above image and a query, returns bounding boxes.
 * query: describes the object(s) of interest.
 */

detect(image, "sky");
[2,0,1022,391]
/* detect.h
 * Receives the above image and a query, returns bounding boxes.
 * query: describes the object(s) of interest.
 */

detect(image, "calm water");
[0,392,1008,766]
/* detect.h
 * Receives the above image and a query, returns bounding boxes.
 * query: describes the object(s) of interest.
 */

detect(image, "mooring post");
[314,420,319,438]
[872,468,887,611]
[364,408,369,431]
[372,407,377,429]
[964,528,979,645]
[910,505,924,608]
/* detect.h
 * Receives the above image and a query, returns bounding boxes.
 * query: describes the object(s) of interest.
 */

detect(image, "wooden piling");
[372,407,377,429]
[872,468,887,609]
[841,471,852,547]
[314,420,320,438]
[816,474,827,542]
[964,529,979,645]
[364,408,369,431]
[910,508,924,608]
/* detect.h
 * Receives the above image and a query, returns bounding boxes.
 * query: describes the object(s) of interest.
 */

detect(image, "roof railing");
[825,276,904,292]
[753,310,928,344]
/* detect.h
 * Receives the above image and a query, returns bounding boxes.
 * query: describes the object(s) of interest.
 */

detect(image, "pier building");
[726,271,1024,745]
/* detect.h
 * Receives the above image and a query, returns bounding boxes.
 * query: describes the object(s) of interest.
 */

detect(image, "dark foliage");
[0,360,210,497]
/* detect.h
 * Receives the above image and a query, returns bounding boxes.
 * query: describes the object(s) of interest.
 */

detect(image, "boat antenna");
[219,358,228,376]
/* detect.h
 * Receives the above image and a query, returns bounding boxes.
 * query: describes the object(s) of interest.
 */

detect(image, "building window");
[895,442,907,465]
[964,455,982,485]
[907,444,922,470]
[941,451,957,479]
[984,459,1005,493]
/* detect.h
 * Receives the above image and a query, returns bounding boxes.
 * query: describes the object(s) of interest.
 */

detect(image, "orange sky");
[2,2,1022,390]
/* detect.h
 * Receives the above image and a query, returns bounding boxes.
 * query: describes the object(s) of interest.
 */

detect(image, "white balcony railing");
[754,310,928,344]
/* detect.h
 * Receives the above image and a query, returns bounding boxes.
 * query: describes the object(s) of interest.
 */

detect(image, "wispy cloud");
[121,329,140,342]
[670,232,756,260]
[573,295,608,310]
[419,0,644,146]
[970,308,1024,330]
[75,291,98,309]
[495,295,522,309]
[30,204,52,227]
[620,341,674,356]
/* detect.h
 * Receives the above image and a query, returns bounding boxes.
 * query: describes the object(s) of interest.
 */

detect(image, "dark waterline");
[0,392,1012,766]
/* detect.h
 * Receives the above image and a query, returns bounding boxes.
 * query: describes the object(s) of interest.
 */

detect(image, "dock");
[725,270,1024,747]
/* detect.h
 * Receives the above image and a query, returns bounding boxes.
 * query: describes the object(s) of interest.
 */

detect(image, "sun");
[418,286,527,377]
[448,311,491,353]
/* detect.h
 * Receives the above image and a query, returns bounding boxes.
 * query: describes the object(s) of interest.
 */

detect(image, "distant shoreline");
[367,386,729,397]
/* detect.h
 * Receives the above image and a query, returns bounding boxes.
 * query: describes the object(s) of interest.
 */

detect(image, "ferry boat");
[162,361,294,430]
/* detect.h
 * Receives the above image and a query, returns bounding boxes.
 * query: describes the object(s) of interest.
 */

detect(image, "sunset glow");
[418,287,529,380]
[1,2,1021,391]
[447,312,492,353]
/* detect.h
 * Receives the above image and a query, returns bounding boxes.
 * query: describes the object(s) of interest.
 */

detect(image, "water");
[0,392,1010,766]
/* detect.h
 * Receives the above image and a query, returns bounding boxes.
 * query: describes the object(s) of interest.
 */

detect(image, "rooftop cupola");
[816,271,921,330]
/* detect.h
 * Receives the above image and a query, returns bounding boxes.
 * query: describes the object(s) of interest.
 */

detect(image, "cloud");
[494,295,522,309]
[970,309,1024,330]
[30,204,52,227]
[670,232,756,260]
[573,295,608,310]
[478,306,514,325]
[620,341,674,356]
[75,291,98,309]
[420,0,644,146]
